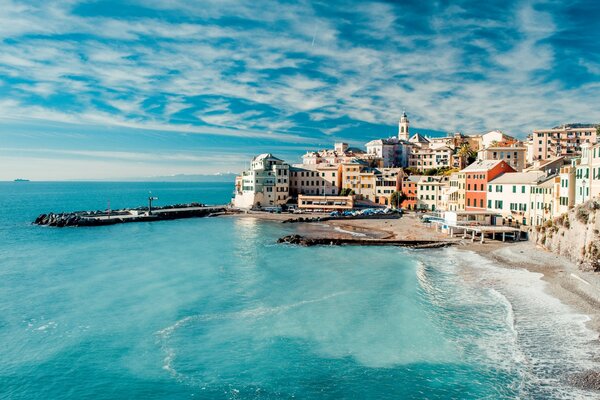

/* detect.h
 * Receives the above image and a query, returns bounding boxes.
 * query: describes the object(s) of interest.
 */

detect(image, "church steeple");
[398,111,409,141]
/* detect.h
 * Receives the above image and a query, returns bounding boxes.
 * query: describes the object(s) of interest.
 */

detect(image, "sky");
[0,0,599,180]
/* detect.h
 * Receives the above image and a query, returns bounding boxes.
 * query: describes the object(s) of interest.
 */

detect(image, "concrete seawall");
[34,205,228,227]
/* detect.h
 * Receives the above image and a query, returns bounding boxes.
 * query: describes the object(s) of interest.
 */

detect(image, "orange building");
[462,160,515,211]
[399,175,422,210]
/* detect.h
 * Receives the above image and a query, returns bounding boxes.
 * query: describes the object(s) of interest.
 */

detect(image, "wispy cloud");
[0,0,599,179]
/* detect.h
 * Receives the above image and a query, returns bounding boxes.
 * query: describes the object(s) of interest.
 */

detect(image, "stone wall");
[530,199,600,271]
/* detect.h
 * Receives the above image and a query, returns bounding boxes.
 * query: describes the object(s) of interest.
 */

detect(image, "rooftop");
[488,171,545,184]
[461,159,506,172]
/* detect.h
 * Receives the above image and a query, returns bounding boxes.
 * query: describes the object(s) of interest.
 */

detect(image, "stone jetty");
[34,203,229,227]
[277,234,457,249]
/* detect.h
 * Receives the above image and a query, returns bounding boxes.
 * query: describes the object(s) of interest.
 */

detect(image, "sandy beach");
[227,210,600,334]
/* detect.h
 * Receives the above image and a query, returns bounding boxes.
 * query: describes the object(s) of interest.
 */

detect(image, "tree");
[457,143,477,166]
[339,188,355,196]
[390,191,407,209]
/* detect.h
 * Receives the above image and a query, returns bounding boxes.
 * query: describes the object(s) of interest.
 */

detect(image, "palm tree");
[457,143,477,167]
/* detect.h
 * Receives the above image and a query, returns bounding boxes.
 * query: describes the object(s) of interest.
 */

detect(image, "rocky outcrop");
[277,234,456,248]
[568,370,600,391]
[530,199,600,272]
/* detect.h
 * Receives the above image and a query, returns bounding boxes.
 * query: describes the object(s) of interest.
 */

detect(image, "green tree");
[390,191,407,209]
[339,188,355,196]
[457,143,477,166]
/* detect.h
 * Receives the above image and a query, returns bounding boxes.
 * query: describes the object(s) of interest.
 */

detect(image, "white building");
[486,171,545,225]
[365,137,410,167]
[233,154,290,209]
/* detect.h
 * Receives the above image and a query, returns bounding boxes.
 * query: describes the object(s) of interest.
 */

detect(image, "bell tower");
[398,111,409,141]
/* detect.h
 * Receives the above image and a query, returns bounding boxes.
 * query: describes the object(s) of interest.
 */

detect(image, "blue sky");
[1,0,599,180]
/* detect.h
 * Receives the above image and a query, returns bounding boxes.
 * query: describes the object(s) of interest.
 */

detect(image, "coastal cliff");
[531,199,600,272]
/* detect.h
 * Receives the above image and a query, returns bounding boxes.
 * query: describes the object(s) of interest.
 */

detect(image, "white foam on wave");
[429,247,600,399]
[333,227,367,237]
[155,291,350,386]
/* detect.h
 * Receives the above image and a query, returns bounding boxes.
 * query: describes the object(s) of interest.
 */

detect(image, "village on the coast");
[233,112,600,239]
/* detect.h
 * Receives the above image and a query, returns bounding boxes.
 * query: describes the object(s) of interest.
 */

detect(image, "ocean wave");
[417,247,600,399]
[155,291,350,386]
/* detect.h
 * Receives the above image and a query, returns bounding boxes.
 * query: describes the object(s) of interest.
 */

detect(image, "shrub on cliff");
[576,207,590,224]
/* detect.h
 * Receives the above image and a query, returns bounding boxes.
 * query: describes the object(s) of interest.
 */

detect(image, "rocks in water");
[568,370,600,391]
[277,234,456,248]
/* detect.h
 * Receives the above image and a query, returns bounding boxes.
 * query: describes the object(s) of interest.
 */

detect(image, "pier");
[428,220,522,243]
[34,204,229,227]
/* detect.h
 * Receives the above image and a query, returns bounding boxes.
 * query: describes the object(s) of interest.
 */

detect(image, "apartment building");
[289,164,341,197]
[447,172,466,211]
[529,176,557,226]
[416,175,449,211]
[400,175,421,210]
[462,160,515,211]
[557,164,576,215]
[486,171,545,225]
[477,143,527,172]
[233,154,290,209]
[365,137,410,168]
[530,124,597,161]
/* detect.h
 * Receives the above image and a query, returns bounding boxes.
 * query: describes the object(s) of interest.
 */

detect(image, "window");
[487,199,492,208]
[521,186,525,193]
[512,185,516,193]
[488,185,492,192]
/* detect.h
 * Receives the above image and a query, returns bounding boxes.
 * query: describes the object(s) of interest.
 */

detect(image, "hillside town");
[233,112,599,229]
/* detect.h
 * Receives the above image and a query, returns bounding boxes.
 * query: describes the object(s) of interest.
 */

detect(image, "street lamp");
[148,191,159,215]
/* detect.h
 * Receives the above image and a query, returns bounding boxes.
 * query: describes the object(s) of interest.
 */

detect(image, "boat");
[14,179,30,182]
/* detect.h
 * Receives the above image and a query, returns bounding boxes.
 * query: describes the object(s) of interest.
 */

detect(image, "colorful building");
[400,175,421,210]
[462,160,515,211]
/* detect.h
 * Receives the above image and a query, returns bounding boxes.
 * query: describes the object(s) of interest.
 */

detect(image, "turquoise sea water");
[1,182,599,399]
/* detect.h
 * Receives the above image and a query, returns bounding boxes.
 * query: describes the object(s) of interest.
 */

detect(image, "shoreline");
[226,211,600,334]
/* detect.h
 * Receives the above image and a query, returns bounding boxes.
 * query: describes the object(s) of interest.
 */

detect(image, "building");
[590,143,600,199]
[477,143,527,172]
[416,175,449,211]
[526,156,565,175]
[298,195,354,210]
[447,172,466,211]
[557,163,576,215]
[530,123,598,161]
[529,176,557,226]
[486,171,545,226]
[233,154,290,209]
[400,175,421,210]
[374,168,403,205]
[398,111,410,141]
[408,143,454,172]
[302,142,366,165]
[365,137,410,168]
[575,144,592,205]
[338,162,402,205]
[289,164,341,197]
[462,160,515,211]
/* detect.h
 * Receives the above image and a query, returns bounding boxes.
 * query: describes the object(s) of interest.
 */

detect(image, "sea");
[1,181,599,399]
